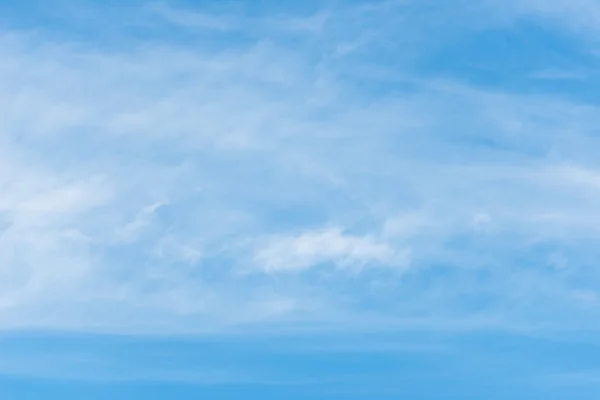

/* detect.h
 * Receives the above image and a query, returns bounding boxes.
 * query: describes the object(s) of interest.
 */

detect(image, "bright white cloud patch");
[254,228,407,272]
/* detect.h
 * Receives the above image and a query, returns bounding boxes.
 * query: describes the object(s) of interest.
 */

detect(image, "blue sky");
[2,0,600,398]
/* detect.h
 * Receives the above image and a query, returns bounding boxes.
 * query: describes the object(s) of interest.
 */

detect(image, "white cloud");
[115,201,166,243]
[253,228,408,273]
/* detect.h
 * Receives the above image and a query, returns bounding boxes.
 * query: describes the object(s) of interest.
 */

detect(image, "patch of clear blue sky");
[2,0,600,398]
[2,331,600,399]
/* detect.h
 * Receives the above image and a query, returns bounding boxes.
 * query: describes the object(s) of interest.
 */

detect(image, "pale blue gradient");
[2,0,600,398]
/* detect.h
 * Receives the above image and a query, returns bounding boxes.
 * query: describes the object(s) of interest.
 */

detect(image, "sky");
[2,0,600,398]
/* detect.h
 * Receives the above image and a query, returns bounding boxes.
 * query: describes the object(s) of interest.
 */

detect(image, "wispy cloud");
[0,0,600,336]
[253,228,408,273]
